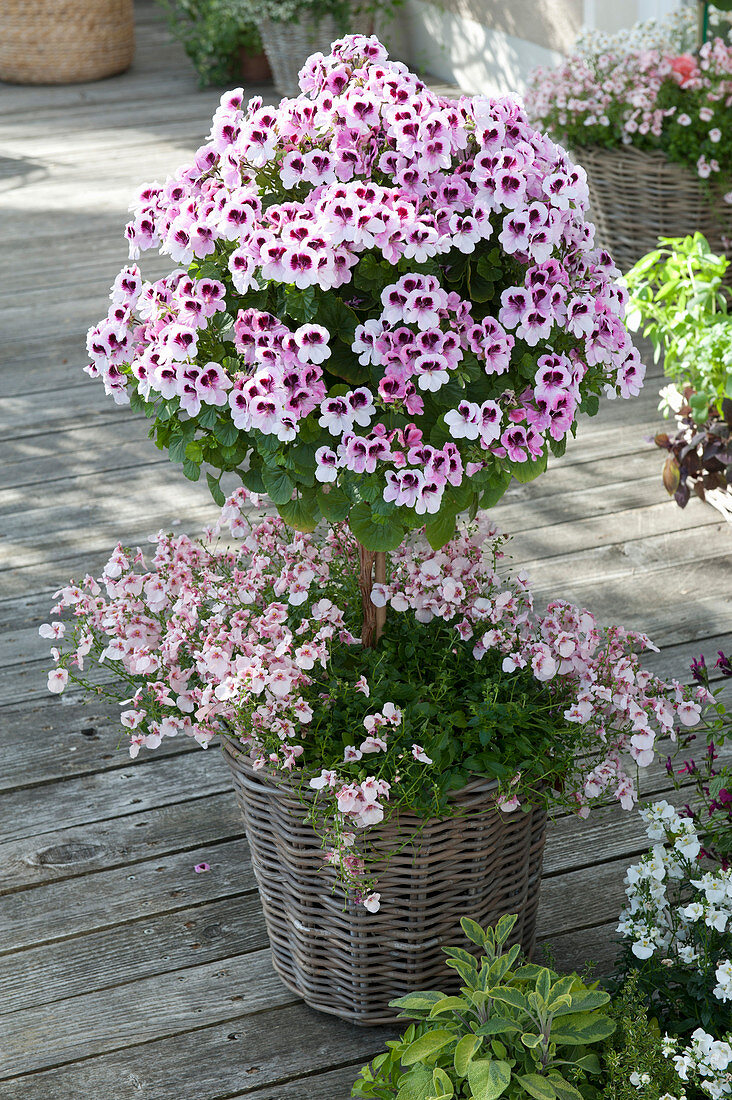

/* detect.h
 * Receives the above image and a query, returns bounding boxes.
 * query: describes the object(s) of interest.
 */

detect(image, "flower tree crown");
[86,34,641,552]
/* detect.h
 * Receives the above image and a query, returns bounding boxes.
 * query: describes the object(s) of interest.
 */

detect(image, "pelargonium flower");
[84,34,638,550]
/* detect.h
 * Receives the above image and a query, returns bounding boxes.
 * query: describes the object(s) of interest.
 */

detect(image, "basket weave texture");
[578,145,732,274]
[223,739,547,1026]
[0,0,134,85]
[258,13,374,98]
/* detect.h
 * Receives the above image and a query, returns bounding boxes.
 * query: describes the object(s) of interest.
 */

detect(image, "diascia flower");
[84,34,638,551]
[43,490,706,909]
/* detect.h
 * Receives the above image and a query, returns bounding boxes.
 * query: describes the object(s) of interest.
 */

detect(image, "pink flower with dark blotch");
[294,323,331,365]
[501,425,529,462]
[547,392,575,441]
[318,396,353,436]
[315,446,339,483]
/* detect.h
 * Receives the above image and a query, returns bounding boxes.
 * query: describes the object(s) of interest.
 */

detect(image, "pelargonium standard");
[526,33,732,198]
[43,489,708,910]
[85,34,640,569]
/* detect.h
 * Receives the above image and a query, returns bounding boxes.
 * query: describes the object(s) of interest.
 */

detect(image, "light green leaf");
[460,917,486,948]
[518,1074,557,1100]
[454,1034,482,1077]
[401,1030,456,1067]
[429,997,468,1018]
[550,1012,616,1046]
[547,1075,585,1100]
[396,1064,434,1100]
[389,991,446,1014]
[467,1058,511,1100]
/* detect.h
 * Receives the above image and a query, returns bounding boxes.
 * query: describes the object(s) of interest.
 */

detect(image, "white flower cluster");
[574,8,697,58]
[664,1030,732,1100]
[630,1071,684,1100]
[617,801,732,966]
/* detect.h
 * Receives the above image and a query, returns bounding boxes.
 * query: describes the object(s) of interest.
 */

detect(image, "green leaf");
[551,990,610,1017]
[478,470,512,509]
[214,418,240,447]
[325,343,369,384]
[428,997,468,1018]
[508,449,547,484]
[349,500,405,552]
[401,1030,456,1067]
[169,433,188,463]
[182,458,201,482]
[277,496,319,533]
[425,509,457,550]
[475,1018,522,1038]
[282,285,316,323]
[206,472,226,507]
[239,465,265,494]
[549,1012,616,1046]
[546,1075,585,1100]
[487,986,528,1013]
[518,1074,557,1100]
[396,1065,434,1100]
[521,1032,542,1049]
[317,485,350,522]
[389,991,446,1014]
[432,1066,454,1098]
[467,1058,511,1100]
[460,917,486,948]
[454,1034,482,1077]
[261,465,295,506]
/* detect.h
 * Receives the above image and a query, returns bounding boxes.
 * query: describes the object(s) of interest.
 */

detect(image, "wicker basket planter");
[223,739,547,1026]
[579,146,732,274]
[0,0,134,85]
[258,13,374,98]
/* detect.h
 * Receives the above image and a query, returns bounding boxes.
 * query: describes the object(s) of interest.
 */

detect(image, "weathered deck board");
[1,0,731,1095]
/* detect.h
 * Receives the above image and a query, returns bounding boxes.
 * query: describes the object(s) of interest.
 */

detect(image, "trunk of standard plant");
[358,545,387,648]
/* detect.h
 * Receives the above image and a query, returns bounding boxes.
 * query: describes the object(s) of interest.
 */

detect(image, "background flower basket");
[579,145,732,274]
[0,0,135,85]
[257,11,377,98]
[223,740,546,1026]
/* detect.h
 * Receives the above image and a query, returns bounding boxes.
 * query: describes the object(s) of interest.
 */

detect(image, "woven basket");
[578,146,732,274]
[0,0,134,85]
[223,739,547,1026]
[258,12,375,98]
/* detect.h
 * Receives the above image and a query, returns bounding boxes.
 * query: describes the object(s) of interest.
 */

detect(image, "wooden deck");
[1,3,730,1094]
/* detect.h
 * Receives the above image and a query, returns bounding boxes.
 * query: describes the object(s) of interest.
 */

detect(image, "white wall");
[401,0,564,97]
[398,0,685,97]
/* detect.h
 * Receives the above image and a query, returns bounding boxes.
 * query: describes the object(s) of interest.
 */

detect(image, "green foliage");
[352,915,615,1100]
[306,610,576,837]
[624,233,732,423]
[157,0,262,87]
[599,974,682,1100]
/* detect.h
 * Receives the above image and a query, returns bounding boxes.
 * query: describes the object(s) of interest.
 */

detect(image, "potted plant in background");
[526,6,732,273]
[52,35,708,1023]
[624,233,732,520]
[158,0,271,88]
[249,0,402,97]
[0,0,135,85]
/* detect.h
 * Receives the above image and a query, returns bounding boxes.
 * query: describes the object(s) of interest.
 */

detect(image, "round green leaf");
[348,501,405,552]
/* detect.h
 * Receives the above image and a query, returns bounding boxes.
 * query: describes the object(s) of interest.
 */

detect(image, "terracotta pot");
[238,47,272,84]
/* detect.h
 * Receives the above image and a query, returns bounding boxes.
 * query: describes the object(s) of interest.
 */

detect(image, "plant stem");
[358,545,387,648]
